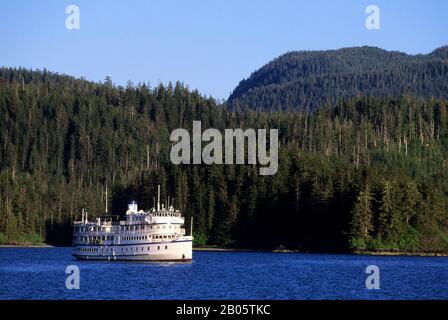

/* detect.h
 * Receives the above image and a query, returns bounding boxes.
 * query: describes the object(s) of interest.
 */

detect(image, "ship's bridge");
[125,202,184,225]
[149,210,184,224]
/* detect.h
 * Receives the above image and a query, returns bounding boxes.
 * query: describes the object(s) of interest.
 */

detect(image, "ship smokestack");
[128,201,138,213]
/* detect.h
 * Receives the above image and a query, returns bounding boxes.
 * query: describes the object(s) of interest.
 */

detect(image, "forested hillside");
[0,67,447,252]
[228,46,448,111]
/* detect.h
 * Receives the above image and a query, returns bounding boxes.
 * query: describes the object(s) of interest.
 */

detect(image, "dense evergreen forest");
[0,67,447,252]
[228,46,448,112]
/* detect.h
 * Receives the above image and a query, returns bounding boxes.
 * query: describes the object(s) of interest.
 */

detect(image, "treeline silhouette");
[228,46,448,112]
[0,67,447,251]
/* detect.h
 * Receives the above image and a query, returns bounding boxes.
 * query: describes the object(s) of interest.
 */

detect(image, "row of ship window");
[77,224,180,233]
[76,245,169,252]
[121,224,179,230]
[121,234,175,241]
[76,234,176,243]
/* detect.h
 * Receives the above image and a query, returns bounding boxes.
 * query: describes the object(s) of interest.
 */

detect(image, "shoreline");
[194,246,448,257]
[193,247,269,253]
[2,244,447,257]
[350,249,448,257]
[0,243,54,248]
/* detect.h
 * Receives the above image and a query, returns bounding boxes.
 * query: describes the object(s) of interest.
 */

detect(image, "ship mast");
[157,185,160,212]
[105,183,108,213]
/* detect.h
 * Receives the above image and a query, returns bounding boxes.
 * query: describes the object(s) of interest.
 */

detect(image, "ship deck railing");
[74,228,186,236]
[74,228,185,237]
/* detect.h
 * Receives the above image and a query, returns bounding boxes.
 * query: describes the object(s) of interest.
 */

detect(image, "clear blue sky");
[0,0,446,99]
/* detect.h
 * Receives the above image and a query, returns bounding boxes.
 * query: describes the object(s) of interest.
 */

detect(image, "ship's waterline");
[72,186,193,262]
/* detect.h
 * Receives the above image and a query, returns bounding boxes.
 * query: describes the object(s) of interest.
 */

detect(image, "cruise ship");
[72,187,193,261]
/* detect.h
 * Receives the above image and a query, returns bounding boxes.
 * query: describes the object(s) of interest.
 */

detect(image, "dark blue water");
[0,248,447,299]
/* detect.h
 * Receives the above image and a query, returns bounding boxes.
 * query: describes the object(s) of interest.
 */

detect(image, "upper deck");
[73,201,186,237]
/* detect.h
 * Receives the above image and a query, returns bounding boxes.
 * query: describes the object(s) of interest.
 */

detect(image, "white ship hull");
[73,238,193,262]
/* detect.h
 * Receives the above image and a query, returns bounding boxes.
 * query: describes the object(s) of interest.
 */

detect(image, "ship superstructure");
[72,187,193,261]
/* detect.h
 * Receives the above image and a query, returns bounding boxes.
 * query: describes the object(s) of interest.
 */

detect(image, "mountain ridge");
[227,46,448,111]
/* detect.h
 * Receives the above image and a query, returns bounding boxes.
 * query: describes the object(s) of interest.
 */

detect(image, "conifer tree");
[350,185,374,243]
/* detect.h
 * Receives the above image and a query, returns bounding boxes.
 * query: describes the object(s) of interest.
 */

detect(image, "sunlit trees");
[0,67,447,251]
